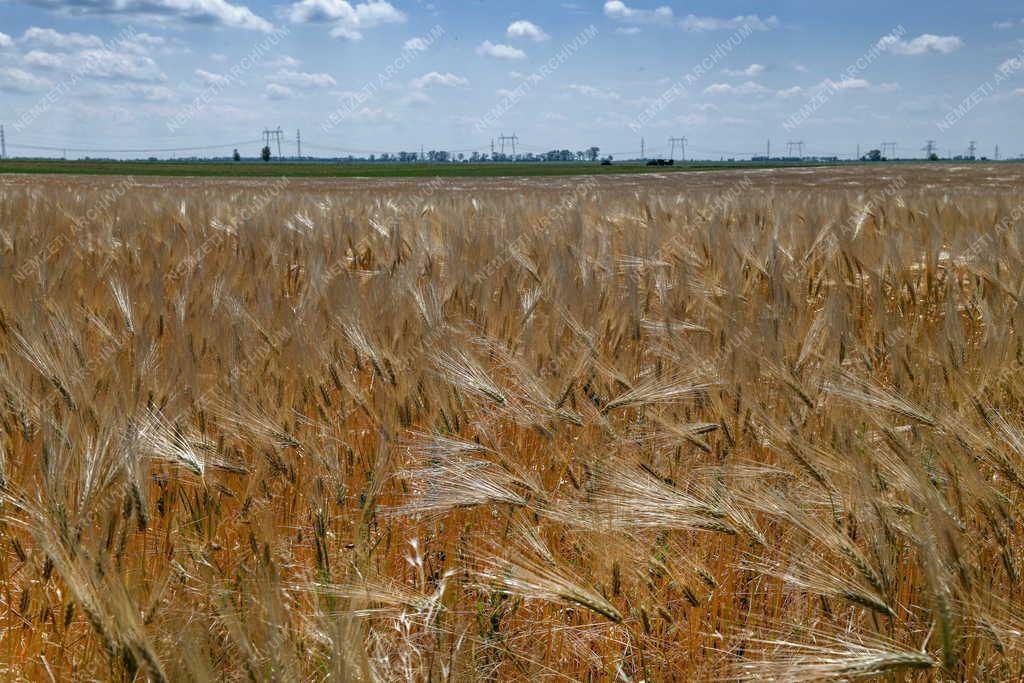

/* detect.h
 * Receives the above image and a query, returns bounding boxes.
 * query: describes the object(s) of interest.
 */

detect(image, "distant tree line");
[255,146,603,163]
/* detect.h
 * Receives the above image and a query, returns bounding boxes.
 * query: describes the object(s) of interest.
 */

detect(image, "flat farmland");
[2,164,1024,681]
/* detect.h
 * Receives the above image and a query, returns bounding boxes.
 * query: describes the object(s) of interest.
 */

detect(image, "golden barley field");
[3,165,1024,681]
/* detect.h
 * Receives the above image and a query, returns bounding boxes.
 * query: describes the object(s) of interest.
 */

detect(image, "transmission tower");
[640,137,645,160]
[881,142,897,158]
[296,129,301,160]
[923,140,937,158]
[263,127,284,158]
[786,140,804,158]
[0,125,5,160]
[968,141,977,160]
[668,136,687,161]
[995,145,1000,161]
[498,133,518,156]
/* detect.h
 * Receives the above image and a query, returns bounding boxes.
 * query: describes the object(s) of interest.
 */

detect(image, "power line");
[263,127,283,158]
[668,136,687,161]
[7,139,261,154]
[498,133,518,156]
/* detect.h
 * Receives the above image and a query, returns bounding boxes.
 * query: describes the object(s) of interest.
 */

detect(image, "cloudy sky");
[0,0,1022,159]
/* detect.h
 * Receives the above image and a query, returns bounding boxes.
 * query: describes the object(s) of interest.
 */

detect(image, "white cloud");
[210,52,228,62]
[400,90,431,106]
[568,83,621,100]
[99,82,176,101]
[776,85,803,98]
[75,49,165,81]
[403,37,429,51]
[287,0,404,40]
[17,0,273,32]
[679,14,779,32]
[1015,88,1024,96]
[510,71,542,83]
[723,63,766,78]
[878,33,962,55]
[23,49,64,68]
[476,40,526,60]
[994,20,1020,30]
[614,27,641,35]
[703,81,769,95]
[21,26,104,50]
[0,66,53,93]
[265,83,293,99]
[793,63,809,73]
[270,69,337,88]
[507,20,549,42]
[195,68,230,85]
[0,32,13,48]
[264,55,301,69]
[410,71,468,89]
[823,77,871,90]
[603,1,673,24]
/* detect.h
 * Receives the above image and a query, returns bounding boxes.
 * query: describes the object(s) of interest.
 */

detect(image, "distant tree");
[928,152,940,161]
[233,149,241,162]
[863,149,882,162]
[587,146,600,162]
[261,146,271,162]
[576,151,585,161]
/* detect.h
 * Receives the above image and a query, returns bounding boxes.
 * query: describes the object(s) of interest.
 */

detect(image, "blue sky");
[0,0,1022,159]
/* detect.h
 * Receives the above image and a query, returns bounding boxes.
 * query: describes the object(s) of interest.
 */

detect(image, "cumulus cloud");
[195,68,230,85]
[99,82,176,101]
[878,33,962,55]
[679,14,779,32]
[410,71,468,89]
[476,40,526,60]
[22,49,65,68]
[286,0,404,40]
[604,3,777,33]
[403,37,429,51]
[76,49,166,81]
[723,63,766,78]
[603,1,673,25]
[264,55,301,69]
[0,32,14,48]
[20,26,104,50]
[823,77,871,90]
[265,83,293,99]
[270,69,337,88]
[703,81,769,95]
[507,20,549,42]
[776,85,803,98]
[14,0,273,32]
[568,83,621,100]
[0,66,53,92]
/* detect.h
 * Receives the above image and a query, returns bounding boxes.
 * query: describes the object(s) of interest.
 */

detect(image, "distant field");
[0,158,832,178]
